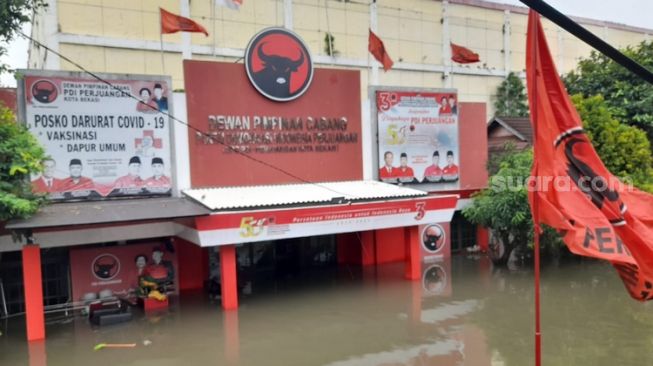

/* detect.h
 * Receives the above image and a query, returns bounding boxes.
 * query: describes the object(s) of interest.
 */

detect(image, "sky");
[2,0,653,87]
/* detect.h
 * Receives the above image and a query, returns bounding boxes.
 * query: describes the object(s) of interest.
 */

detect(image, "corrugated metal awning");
[5,197,211,230]
[182,180,428,211]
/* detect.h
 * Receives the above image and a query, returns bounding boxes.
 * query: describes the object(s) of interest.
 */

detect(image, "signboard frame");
[16,69,177,201]
[369,86,459,191]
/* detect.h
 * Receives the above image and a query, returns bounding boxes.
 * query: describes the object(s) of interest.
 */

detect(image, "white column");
[370,0,379,85]
[284,0,293,30]
[42,0,60,69]
[503,9,511,76]
[442,1,451,88]
[180,0,192,60]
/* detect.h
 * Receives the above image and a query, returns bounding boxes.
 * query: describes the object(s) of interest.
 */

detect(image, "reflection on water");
[1,256,653,366]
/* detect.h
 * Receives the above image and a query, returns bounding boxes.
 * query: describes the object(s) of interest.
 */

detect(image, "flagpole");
[159,10,166,74]
[530,11,542,366]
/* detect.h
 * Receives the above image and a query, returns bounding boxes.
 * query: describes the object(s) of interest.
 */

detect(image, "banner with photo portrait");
[375,89,460,191]
[19,70,173,201]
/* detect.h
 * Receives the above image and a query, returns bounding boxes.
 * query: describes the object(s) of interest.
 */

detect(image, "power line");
[18,29,359,199]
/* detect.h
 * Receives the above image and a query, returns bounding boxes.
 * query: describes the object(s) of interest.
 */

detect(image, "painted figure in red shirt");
[136,87,158,113]
[442,150,459,181]
[423,151,443,183]
[114,156,144,188]
[379,151,399,183]
[32,158,62,193]
[144,157,172,191]
[439,96,451,115]
[397,152,415,183]
[60,159,94,192]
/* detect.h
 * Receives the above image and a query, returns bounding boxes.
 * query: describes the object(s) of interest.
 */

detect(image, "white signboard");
[376,89,460,190]
[19,71,173,201]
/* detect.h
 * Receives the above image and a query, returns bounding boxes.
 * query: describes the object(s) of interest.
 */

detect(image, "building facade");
[29,0,653,120]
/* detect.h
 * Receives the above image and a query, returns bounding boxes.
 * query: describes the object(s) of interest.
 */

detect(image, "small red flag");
[160,8,208,36]
[368,29,393,71]
[450,43,480,64]
[526,9,653,301]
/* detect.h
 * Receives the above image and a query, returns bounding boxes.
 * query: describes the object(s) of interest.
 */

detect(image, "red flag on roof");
[526,9,653,301]
[160,8,208,36]
[450,42,480,64]
[368,29,394,71]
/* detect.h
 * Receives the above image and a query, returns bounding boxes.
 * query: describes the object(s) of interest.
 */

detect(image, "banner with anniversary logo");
[376,89,460,191]
[19,70,173,201]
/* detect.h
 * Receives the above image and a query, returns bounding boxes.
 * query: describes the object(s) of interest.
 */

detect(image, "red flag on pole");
[450,42,480,64]
[526,9,653,301]
[368,29,394,71]
[160,8,209,36]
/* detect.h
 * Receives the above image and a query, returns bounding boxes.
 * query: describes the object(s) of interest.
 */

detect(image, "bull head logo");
[31,80,58,104]
[565,137,626,226]
[245,28,313,102]
[92,254,120,280]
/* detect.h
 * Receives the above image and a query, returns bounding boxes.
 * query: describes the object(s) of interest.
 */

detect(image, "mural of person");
[152,83,168,112]
[144,157,171,189]
[442,150,459,181]
[423,151,443,183]
[379,151,399,183]
[32,158,62,193]
[439,96,451,115]
[397,152,415,183]
[137,247,175,301]
[448,95,458,115]
[114,156,144,188]
[136,87,158,113]
[60,159,94,192]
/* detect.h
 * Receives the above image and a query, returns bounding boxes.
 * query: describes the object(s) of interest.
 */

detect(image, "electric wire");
[18,29,360,199]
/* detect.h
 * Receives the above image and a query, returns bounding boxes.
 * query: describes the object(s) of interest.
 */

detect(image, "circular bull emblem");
[91,254,121,280]
[421,224,446,253]
[31,79,58,104]
[245,27,313,102]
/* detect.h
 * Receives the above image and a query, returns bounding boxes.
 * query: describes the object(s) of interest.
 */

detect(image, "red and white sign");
[19,70,173,201]
[69,242,179,302]
[182,195,457,246]
[184,61,362,187]
[376,89,460,190]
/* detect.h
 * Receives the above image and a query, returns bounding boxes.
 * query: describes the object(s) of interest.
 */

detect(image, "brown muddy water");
[1,256,653,366]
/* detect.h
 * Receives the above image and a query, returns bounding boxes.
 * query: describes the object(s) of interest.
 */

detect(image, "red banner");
[184,61,363,187]
[69,242,179,302]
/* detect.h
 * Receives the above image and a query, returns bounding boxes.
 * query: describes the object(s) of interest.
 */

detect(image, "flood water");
[2,256,653,366]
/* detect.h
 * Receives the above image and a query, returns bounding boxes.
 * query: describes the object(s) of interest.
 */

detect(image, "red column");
[477,227,489,252]
[360,231,376,266]
[404,226,421,280]
[223,311,240,365]
[220,245,238,310]
[28,340,47,366]
[176,238,205,291]
[22,245,45,341]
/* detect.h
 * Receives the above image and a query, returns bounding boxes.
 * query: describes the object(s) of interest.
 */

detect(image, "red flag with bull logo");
[526,9,653,301]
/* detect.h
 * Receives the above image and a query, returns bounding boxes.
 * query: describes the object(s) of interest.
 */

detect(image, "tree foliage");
[563,41,653,139]
[493,72,529,117]
[0,106,46,221]
[0,0,47,74]
[572,94,653,192]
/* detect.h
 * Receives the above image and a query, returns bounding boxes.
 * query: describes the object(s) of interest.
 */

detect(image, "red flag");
[450,43,480,64]
[368,29,394,71]
[160,8,208,36]
[526,10,653,301]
